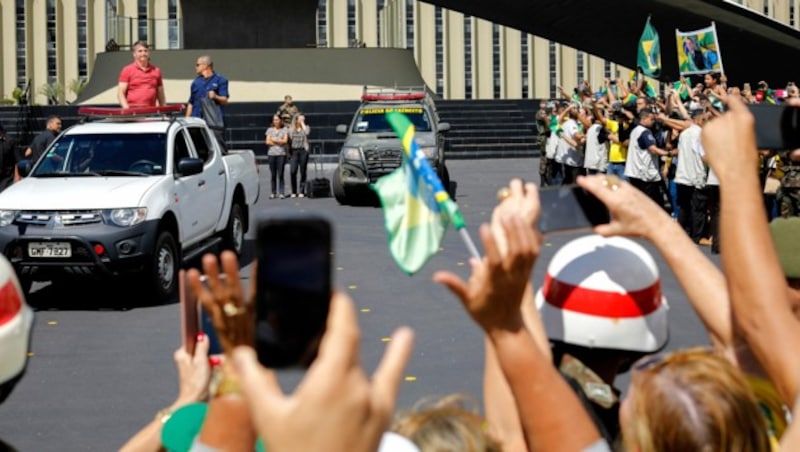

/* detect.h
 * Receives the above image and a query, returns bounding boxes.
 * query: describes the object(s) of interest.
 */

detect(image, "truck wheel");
[440,165,456,200]
[149,231,179,303]
[222,203,245,256]
[332,168,348,205]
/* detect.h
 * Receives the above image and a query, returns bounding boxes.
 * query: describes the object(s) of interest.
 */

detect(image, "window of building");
[15,0,26,88]
[604,61,612,80]
[549,41,558,99]
[377,0,385,47]
[405,0,414,51]
[316,0,327,47]
[47,0,57,84]
[464,15,473,99]
[521,33,529,99]
[791,1,796,26]
[137,0,148,42]
[77,0,88,77]
[764,0,770,16]
[435,6,443,96]
[168,0,180,49]
[492,24,501,99]
[348,0,356,46]
[577,51,585,83]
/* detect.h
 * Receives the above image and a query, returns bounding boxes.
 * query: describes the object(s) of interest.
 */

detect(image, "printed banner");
[676,23,724,75]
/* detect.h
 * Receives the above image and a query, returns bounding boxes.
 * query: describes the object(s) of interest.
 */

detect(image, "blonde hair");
[391,394,501,452]
[622,348,770,452]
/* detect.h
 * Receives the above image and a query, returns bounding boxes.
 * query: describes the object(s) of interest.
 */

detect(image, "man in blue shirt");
[186,55,229,146]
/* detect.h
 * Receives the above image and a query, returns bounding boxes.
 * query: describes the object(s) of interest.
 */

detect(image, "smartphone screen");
[749,104,800,151]
[256,215,332,368]
[537,185,610,233]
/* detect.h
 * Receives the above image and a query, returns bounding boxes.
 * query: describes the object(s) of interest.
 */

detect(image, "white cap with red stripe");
[535,235,668,353]
[0,255,33,390]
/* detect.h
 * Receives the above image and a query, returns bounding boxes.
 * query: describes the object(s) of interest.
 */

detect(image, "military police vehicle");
[331,87,450,205]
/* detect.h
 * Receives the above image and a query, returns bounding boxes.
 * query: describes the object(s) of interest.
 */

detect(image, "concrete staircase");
[0,99,542,161]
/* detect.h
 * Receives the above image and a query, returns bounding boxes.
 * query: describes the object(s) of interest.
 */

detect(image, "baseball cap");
[769,218,800,279]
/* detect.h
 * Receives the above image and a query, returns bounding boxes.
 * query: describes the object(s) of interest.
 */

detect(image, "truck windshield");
[31,133,168,176]
[351,107,432,133]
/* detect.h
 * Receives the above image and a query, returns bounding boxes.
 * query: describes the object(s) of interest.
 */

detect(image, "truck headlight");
[420,147,437,159]
[0,210,16,227]
[342,147,362,160]
[109,208,147,227]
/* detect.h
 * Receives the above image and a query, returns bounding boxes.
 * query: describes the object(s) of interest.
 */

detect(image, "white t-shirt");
[583,123,608,172]
[545,131,558,159]
[624,125,661,182]
[555,119,583,167]
[694,140,719,186]
[674,124,706,189]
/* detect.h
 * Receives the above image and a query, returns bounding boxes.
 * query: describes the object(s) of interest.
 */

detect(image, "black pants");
[289,149,309,195]
[545,158,563,186]
[562,164,585,185]
[676,184,708,242]
[268,155,286,195]
[629,177,671,214]
[706,185,720,254]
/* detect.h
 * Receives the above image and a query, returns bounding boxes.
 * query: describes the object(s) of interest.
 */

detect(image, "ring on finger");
[223,302,246,317]
[496,187,511,202]
[602,175,621,192]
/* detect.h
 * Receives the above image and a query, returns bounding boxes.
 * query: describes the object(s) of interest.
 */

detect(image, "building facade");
[1,0,797,104]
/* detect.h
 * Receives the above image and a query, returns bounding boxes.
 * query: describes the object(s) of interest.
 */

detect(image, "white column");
[329,0,347,47]
[151,0,169,49]
[61,0,78,102]
[0,0,14,97]
[559,45,577,94]
[532,37,549,99]
[473,18,492,99]
[443,9,464,99]
[416,1,435,89]
[358,0,377,47]
[32,0,48,104]
[503,26,521,99]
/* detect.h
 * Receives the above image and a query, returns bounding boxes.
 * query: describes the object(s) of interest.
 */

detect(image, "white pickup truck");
[0,107,260,302]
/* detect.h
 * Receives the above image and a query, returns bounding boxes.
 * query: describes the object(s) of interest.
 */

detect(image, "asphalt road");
[0,158,715,451]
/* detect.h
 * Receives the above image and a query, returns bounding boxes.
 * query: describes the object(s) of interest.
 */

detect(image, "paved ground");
[0,158,714,450]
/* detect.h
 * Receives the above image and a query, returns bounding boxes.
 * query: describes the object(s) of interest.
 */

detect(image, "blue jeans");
[606,162,627,180]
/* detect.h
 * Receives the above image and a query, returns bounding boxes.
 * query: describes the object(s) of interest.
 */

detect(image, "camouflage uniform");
[535,107,550,185]
[778,152,800,218]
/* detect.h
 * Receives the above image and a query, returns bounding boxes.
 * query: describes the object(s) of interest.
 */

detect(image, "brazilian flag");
[637,16,661,78]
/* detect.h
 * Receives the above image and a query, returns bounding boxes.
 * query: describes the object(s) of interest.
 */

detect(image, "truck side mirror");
[335,124,348,134]
[17,160,32,177]
[176,157,204,177]
[438,122,451,133]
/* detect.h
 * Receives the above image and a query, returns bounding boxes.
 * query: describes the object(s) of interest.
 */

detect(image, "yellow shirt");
[605,119,626,163]
[747,375,789,450]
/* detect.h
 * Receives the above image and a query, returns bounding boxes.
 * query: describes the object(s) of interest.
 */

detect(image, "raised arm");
[702,96,800,405]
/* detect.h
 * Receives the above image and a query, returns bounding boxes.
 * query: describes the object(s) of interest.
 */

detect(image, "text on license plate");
[28,242,72,258]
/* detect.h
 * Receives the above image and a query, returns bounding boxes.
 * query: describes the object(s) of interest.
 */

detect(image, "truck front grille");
[17,211,103,227]
[364,149,402,181]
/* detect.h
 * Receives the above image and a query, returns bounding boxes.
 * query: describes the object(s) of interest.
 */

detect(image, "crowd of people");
[119,97,800,450]
[535,73,800,253]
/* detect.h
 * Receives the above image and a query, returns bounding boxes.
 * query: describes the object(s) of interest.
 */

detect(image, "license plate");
[28,242,72,258]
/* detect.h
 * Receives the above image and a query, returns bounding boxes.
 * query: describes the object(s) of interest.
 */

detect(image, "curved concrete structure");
[424,0,800,86]
[76,48,427,105]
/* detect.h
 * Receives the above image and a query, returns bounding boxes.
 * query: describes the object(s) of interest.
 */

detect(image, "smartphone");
[537,185,610,233]
[179,271,224,357]
[255,214,332,368]
[179,270,199,355]
[749,104,800,151]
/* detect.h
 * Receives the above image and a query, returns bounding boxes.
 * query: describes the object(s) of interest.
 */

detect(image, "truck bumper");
[0,219,161,282]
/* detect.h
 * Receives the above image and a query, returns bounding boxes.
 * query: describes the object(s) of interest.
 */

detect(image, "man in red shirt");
[117,41,166,108]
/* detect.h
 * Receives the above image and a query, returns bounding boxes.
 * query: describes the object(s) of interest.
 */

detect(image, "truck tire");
[440,164,456,200]
[222,203,245,256]
[332,168,349,205]
[149,231,179,303]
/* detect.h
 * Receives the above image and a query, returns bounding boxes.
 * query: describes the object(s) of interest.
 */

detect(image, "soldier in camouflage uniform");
[535,101,551,185]
[777,150,800,218]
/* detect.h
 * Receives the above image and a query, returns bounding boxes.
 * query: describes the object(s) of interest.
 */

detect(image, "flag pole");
[458,227,481,260]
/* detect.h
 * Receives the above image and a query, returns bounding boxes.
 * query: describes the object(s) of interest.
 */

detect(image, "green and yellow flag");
[371,112,466,275]
[637,16,661,78]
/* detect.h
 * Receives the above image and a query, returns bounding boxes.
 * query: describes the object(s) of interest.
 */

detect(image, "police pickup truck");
[332,87,450,205]
[0,105,259,302]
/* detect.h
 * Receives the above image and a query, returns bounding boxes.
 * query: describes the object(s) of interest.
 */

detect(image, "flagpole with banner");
[372,111,480,275]
[637,15,661,78]
[676,23,724,76]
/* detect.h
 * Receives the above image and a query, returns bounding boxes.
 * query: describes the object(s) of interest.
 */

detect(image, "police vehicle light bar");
[361,93,425,101]
[78,105,185,118]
